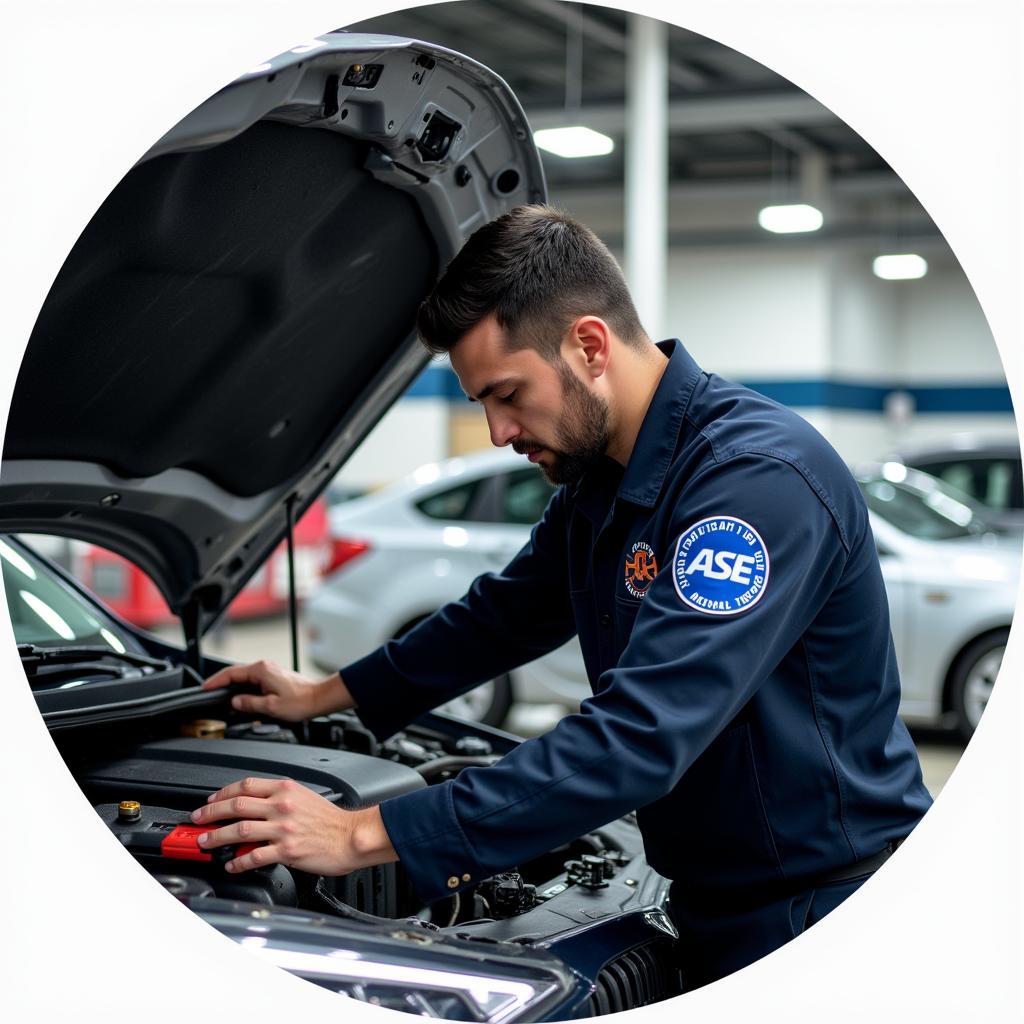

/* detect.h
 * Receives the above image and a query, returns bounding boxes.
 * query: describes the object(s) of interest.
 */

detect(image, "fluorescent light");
[533,126,614,158]
[757,204,824,234]
[873,253,928,280]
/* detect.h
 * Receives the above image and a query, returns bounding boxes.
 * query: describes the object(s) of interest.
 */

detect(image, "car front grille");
[587,939,685,1015]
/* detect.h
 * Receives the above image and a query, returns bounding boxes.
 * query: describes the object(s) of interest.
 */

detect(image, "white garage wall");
[333,237,1014,489]
[892,414,1019,451]
[333,398,448,490]
[665,246,831,377]
[828,252,901,381]
[819,253,1016,460]
[902,264,1005,381]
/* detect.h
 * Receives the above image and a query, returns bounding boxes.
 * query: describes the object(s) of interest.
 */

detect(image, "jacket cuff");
[379,782,483,904]
[339,647,411,742]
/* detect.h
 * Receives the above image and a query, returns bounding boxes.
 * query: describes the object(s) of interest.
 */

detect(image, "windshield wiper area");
[18,643,173,679]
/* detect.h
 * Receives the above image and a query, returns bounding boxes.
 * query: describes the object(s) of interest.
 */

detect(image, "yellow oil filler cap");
[181,719,226,739]
[118,800,142,823]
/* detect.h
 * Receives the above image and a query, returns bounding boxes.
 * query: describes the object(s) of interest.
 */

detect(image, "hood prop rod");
[285,494,309,745]
[182,598,202,676]
[285,494,300,674]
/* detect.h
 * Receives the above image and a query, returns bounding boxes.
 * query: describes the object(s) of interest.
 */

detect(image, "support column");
[625,13,668,339]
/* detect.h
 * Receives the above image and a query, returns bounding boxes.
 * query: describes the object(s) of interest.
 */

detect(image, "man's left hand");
[190,777,396,875]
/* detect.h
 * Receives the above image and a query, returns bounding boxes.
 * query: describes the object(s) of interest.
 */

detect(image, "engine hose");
[313,876,441,932]
[446,892,461,928]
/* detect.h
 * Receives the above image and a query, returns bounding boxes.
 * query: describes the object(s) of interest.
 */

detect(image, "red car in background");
[71,497,333,627]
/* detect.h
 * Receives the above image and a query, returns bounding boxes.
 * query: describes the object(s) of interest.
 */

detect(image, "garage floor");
[181,615,965,797]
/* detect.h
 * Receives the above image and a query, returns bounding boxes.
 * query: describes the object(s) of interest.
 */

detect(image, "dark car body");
[3,33,682,1019]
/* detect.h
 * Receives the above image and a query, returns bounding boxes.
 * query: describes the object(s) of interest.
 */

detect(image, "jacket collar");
[616,339,702,508]
[571,339,702,521]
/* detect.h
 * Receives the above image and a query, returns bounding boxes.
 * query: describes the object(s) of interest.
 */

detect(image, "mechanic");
[195,204,933,989]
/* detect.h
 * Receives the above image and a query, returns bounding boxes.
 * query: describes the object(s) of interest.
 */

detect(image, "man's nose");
[486,409,519,448]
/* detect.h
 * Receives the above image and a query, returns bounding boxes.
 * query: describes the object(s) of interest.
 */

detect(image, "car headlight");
[242,937,569,1021]
[198,907,585,1023]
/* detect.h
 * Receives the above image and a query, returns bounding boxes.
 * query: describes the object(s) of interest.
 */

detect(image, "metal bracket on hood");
[365,147,429,185]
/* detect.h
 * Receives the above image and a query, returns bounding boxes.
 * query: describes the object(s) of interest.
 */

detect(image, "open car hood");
[0,33,545,638]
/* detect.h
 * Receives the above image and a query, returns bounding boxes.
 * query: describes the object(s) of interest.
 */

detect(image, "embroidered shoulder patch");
[623,541,658,598]
[671,515,769,615]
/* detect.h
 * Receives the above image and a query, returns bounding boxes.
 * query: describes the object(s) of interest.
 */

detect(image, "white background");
[0,1,1019,1021]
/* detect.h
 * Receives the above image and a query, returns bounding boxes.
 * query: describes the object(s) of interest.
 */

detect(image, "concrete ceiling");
[342,1,941,249]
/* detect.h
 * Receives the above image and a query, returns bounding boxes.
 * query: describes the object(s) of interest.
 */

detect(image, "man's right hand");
[201,660,355,722]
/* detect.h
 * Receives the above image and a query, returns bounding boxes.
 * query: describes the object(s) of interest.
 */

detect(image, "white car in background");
[306,451,1019,740]
[856,463,1019,740]
[306,449,585,725]
[886,435,1024,531]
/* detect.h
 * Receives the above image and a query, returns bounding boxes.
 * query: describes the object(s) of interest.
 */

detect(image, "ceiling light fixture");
[873,253,928,280]
[757,203,824,234]
[533,126,614,159]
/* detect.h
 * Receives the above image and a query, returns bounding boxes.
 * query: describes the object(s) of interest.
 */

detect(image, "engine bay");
[59,699,665,944]
[31,649,683,1014]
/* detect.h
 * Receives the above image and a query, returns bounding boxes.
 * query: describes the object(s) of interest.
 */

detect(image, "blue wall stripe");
[407,364,1013,414]
[906,385,1015,414]
[741,380,887,411]
[739,380,1014,414]
[405,364,467,400]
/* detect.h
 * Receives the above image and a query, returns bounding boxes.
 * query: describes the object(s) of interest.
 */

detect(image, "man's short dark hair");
[416,204,647,360]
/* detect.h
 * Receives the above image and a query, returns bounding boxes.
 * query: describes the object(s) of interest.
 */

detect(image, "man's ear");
[565,316,612,379]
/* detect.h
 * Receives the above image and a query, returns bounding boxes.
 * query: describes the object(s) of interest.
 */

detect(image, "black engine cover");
[80,737,425,811]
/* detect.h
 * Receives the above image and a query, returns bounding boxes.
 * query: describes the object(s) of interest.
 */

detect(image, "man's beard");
[514,360,610,486]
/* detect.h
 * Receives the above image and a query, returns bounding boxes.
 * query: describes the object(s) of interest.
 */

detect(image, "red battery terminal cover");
[160,824,259,863]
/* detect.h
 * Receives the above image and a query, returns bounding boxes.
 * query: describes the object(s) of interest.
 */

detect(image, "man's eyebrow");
[467,377,517,402]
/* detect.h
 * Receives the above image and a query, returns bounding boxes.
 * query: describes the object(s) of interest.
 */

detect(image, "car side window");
[415,480,483,522]
[859,480,973,540]
[2,535,138,650]
[925,459,1015,510]
[502,469,557,525]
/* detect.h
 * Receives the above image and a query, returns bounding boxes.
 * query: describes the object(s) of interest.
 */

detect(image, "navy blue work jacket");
[341,340,933,906]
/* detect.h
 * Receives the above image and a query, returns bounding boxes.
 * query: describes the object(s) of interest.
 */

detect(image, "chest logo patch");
[624,541,659,598]
[672,515,769,615]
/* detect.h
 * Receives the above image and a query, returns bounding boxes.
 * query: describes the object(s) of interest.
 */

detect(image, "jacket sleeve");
[339,484,578,740]
[373,453,853,903]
